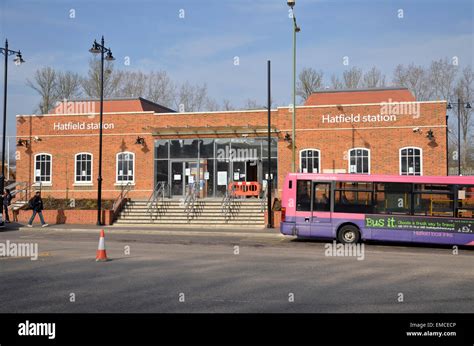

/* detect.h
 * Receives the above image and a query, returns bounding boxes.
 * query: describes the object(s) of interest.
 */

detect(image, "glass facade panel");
[155,160,168,184]
[155,140,169,159]
[154,138,278,197]
[170,139,199,158]
[199,139,214,158]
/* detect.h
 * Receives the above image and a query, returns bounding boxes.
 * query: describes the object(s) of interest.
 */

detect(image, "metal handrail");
[260,183,268,213]
[184,183,197,221]
[146,181,167,218]
[221,184,236,221]
[112,181,132,217]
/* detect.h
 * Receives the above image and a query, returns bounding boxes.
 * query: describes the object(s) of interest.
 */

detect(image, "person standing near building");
[3,189,12,223]
[27,191,48,228]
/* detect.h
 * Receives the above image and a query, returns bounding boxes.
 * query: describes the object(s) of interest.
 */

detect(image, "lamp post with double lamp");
[89,36,115,225]
[287,0,300,173]
[0,40,25,227]
[447,99,472,176]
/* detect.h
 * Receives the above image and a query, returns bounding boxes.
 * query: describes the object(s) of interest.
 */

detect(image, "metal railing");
[260,184,268,213]
[184,183,198,221]
[146,181,167,218]
[10,181,39,207]
[112,182,132,220]
[221,184,236,221]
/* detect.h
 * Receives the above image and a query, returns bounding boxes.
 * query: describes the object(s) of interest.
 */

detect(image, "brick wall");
[16,101,447,200]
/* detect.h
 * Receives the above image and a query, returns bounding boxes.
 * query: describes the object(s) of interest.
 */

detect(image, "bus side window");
[289,180,293,189]
[313,183,331,212]
[296,180,311,211]
[457,185,474,218]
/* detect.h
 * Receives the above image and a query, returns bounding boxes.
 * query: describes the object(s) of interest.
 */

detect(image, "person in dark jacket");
[27,191,48,227]
[3,189,12,223]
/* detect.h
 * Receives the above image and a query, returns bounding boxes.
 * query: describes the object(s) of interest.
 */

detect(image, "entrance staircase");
[114,198,266,227]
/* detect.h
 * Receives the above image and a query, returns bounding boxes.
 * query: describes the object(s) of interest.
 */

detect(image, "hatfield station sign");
[321,100,421,124]
[53,122,115,131]
[322,113,397,124]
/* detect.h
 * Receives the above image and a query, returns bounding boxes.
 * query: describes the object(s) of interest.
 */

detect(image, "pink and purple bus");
[280,174,474,246]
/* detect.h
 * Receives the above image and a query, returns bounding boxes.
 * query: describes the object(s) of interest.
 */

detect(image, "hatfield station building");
[15,88,448,201]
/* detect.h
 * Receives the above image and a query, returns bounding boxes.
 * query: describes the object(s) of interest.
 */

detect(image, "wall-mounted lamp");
[426,129,435,141]
[135,136,145,145]
[17,139,30,147]
[284,132,292,144]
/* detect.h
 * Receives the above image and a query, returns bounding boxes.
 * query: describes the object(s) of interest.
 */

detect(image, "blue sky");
[0,0,473,141]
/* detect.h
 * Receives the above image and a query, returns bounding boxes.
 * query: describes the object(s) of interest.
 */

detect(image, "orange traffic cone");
[96,229,108,262]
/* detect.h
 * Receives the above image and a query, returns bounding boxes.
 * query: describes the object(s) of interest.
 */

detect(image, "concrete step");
[120,216,263,222]
[114,199,265,226]
[114,220,265,225]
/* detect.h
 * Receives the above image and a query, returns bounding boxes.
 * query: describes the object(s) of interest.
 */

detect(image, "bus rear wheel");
[337,225,361,244]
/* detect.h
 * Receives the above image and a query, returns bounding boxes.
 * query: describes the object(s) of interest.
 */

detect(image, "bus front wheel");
[337,225,361,244]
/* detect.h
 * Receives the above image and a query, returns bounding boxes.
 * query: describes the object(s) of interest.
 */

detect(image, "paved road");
[0,226,473,313]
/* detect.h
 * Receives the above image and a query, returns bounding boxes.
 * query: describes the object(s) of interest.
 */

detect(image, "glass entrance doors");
[171,161,198,197]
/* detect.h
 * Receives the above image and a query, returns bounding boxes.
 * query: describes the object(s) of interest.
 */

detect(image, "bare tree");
[145,71,176,108]
[330,74,343,89]
[297,67,324,101]
[392,63,432,101]
[174,82,208,112]
[27,67,58,114]
[454,66,474,167]
[342,66,362,89]
[243,99,261,110]
[56,71,82,101]
[428,58,458,101]
[119,71,147,98]
[81,58,123,98]
[221,99,235,111]
[361,66,386,88]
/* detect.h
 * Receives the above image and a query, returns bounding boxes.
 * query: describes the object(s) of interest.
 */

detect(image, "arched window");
[116,152,135,183]
[75,153,93,183]
[299,149,321,173]
[34,153,52,183]
[348,148,370,174]
[400,147,422,175]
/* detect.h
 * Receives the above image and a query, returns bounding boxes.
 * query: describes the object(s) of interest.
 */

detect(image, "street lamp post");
[445,114,449,176]
[0,39,24,226]
[447,100,472,176]
[287,0,300,173]
[89,36,115,225]
[266,60,272,228]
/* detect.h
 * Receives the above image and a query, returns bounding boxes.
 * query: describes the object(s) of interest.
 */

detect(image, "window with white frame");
[348,148,370,174]
[75,153,93,183]
[116,152,135,183]
[400,147,422,175]
[34,153,52,183]
[300,149,320,173]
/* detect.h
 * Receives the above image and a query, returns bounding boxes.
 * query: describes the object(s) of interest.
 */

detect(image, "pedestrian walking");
[3,189,12,223]
[27,191,48,228]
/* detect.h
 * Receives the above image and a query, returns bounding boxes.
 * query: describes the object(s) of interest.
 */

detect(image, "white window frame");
[74,152,93,185]
[299,149,321,173]
[34,153,52,186]
[399,147,423,176]
[348,148,371,174]
[116,151,135,185]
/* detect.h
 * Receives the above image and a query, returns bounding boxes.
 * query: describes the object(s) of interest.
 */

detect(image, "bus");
[280,174,474,246]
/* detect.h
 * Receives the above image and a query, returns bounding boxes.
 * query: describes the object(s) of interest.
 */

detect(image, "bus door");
[311,181,333,238]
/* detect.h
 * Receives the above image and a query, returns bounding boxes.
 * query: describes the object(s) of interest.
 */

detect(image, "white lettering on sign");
[53,122,115,131]
[321,114,397,124]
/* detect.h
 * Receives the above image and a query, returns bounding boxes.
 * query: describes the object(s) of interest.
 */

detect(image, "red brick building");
[15,88,447,200]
